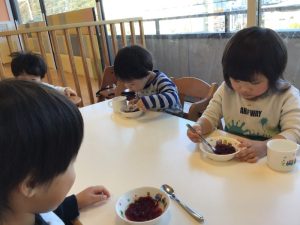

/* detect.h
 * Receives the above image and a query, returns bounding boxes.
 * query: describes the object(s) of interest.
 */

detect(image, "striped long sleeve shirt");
[137,70,182,113]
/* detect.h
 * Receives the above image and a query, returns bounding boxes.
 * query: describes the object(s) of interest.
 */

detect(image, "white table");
[71,101,300,225]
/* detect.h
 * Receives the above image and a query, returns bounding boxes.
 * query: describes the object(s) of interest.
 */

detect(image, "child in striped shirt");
[114,45,181,114]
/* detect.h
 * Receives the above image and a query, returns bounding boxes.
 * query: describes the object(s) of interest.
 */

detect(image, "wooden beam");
[247,0,258,27]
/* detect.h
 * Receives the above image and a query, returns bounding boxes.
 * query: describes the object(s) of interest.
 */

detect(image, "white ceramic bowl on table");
[199,136,241,161]
[120,109,143,118]
[120,105,144,118]
[115,186,170,225]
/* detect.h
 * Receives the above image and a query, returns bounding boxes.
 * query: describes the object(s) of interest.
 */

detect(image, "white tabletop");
[71,101,300,225]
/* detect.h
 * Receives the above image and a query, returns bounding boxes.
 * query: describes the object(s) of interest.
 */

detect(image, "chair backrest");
[100,66,117,90]
[172,76,218,121]
[96,66,125,101]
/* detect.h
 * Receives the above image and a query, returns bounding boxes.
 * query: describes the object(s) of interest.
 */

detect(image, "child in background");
[187,26,300,163]
[113,45,182,114]
[0,79,110,225]
[11,51,77,97]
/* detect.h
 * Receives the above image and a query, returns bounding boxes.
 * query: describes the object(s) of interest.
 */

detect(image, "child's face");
[230,73,269,100]
[16,74,41,82]
[124,76,149,92]
[29,161,76,212]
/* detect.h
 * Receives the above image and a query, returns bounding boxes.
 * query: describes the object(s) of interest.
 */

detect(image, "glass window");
[43,0,95,16]
[230,13,247,32]
[159,16,225,34]
[102,0,247,34]
[259,1,300,102]
[260,0,300,30]
[14,0,97,24]
[15,0,43,24]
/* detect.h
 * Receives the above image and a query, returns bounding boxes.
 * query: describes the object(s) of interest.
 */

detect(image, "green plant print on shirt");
[260,117,268,129]
[225,118,280,141]
[226,120,250,135]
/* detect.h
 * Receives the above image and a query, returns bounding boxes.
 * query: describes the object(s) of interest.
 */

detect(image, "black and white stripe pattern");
[137,70,181,111]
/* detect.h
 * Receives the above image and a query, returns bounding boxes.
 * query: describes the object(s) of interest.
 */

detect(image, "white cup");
[267,139,298,172]
[108,96,127,113]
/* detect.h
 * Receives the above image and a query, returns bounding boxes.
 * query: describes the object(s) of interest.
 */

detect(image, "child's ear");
[19,176,37,198]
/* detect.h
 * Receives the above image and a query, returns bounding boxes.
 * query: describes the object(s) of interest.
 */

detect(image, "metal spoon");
[161,184,204,223]
[186,124,217,153]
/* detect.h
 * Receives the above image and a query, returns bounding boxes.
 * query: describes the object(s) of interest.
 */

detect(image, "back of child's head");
[0,79,83,215]
[222,26,288,91]
[11,51,47,79]
[114,45,153,81]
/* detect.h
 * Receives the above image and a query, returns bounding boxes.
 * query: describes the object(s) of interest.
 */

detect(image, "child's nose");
[239,85,251,93]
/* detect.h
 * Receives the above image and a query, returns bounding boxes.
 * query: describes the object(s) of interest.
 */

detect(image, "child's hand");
[76,185,110,210]
[136,99,147,111]
[128,98,139,105]
[64,87,77,97]
[235,139,267,163]
[187,124,202,143]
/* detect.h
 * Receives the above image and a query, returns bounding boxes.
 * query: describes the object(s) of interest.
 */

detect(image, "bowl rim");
[199,136,241,157]
[120,108,143,118]
[115,186,170,224]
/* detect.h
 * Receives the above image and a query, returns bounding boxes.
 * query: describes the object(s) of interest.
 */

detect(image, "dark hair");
[222,26,289,91]
[113,45,153,81]
[0,79,83,216]
[11,51,47,79]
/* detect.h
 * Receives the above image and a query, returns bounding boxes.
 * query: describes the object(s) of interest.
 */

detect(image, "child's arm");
[235,139,268,163]
[53,195,79,224]
[235,134,285,163]
[75,185,110,209]
[187,118,214,143]
[53,186,110,224]
[54,86,77,97]
[276,87,300,143]
[139,79,180,110]
[236,87,300,163]
[42,82,77,97]
[140,92,180,110]
[64,87,77,97]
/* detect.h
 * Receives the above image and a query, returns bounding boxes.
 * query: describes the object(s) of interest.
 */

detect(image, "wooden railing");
[0,17,145,106]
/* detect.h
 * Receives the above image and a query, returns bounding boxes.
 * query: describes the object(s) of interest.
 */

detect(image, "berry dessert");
[125,196,163,222]
[214,139,236,155]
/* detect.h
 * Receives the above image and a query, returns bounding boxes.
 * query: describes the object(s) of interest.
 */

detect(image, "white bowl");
[199,136,241,161]
[115,186,170,225]
[120,107,144,118]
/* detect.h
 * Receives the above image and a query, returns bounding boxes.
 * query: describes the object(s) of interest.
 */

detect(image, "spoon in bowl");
[161,184,204,223]
[186,124,217,153]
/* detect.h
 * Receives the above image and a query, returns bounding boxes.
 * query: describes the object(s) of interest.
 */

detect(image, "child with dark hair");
[114,45,181,113]
[0,79,110,225]
[11,51,77,97]
[187,26,300,163]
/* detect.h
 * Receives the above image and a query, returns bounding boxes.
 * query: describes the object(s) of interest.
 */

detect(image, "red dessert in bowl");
[199,136,241,161]
[116,187,169,225]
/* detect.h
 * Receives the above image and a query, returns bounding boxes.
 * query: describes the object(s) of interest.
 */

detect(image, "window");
[13,0,96,24]
[102,0,247,34]
[43,0,95,16]
[15,0,43,24]
[260,0,300,30]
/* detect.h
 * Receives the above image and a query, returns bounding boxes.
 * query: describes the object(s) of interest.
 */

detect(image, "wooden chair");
[96,66,125,102]
[172,77,218,121]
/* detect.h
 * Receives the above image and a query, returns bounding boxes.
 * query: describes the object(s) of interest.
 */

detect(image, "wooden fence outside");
[0,17,145,106]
